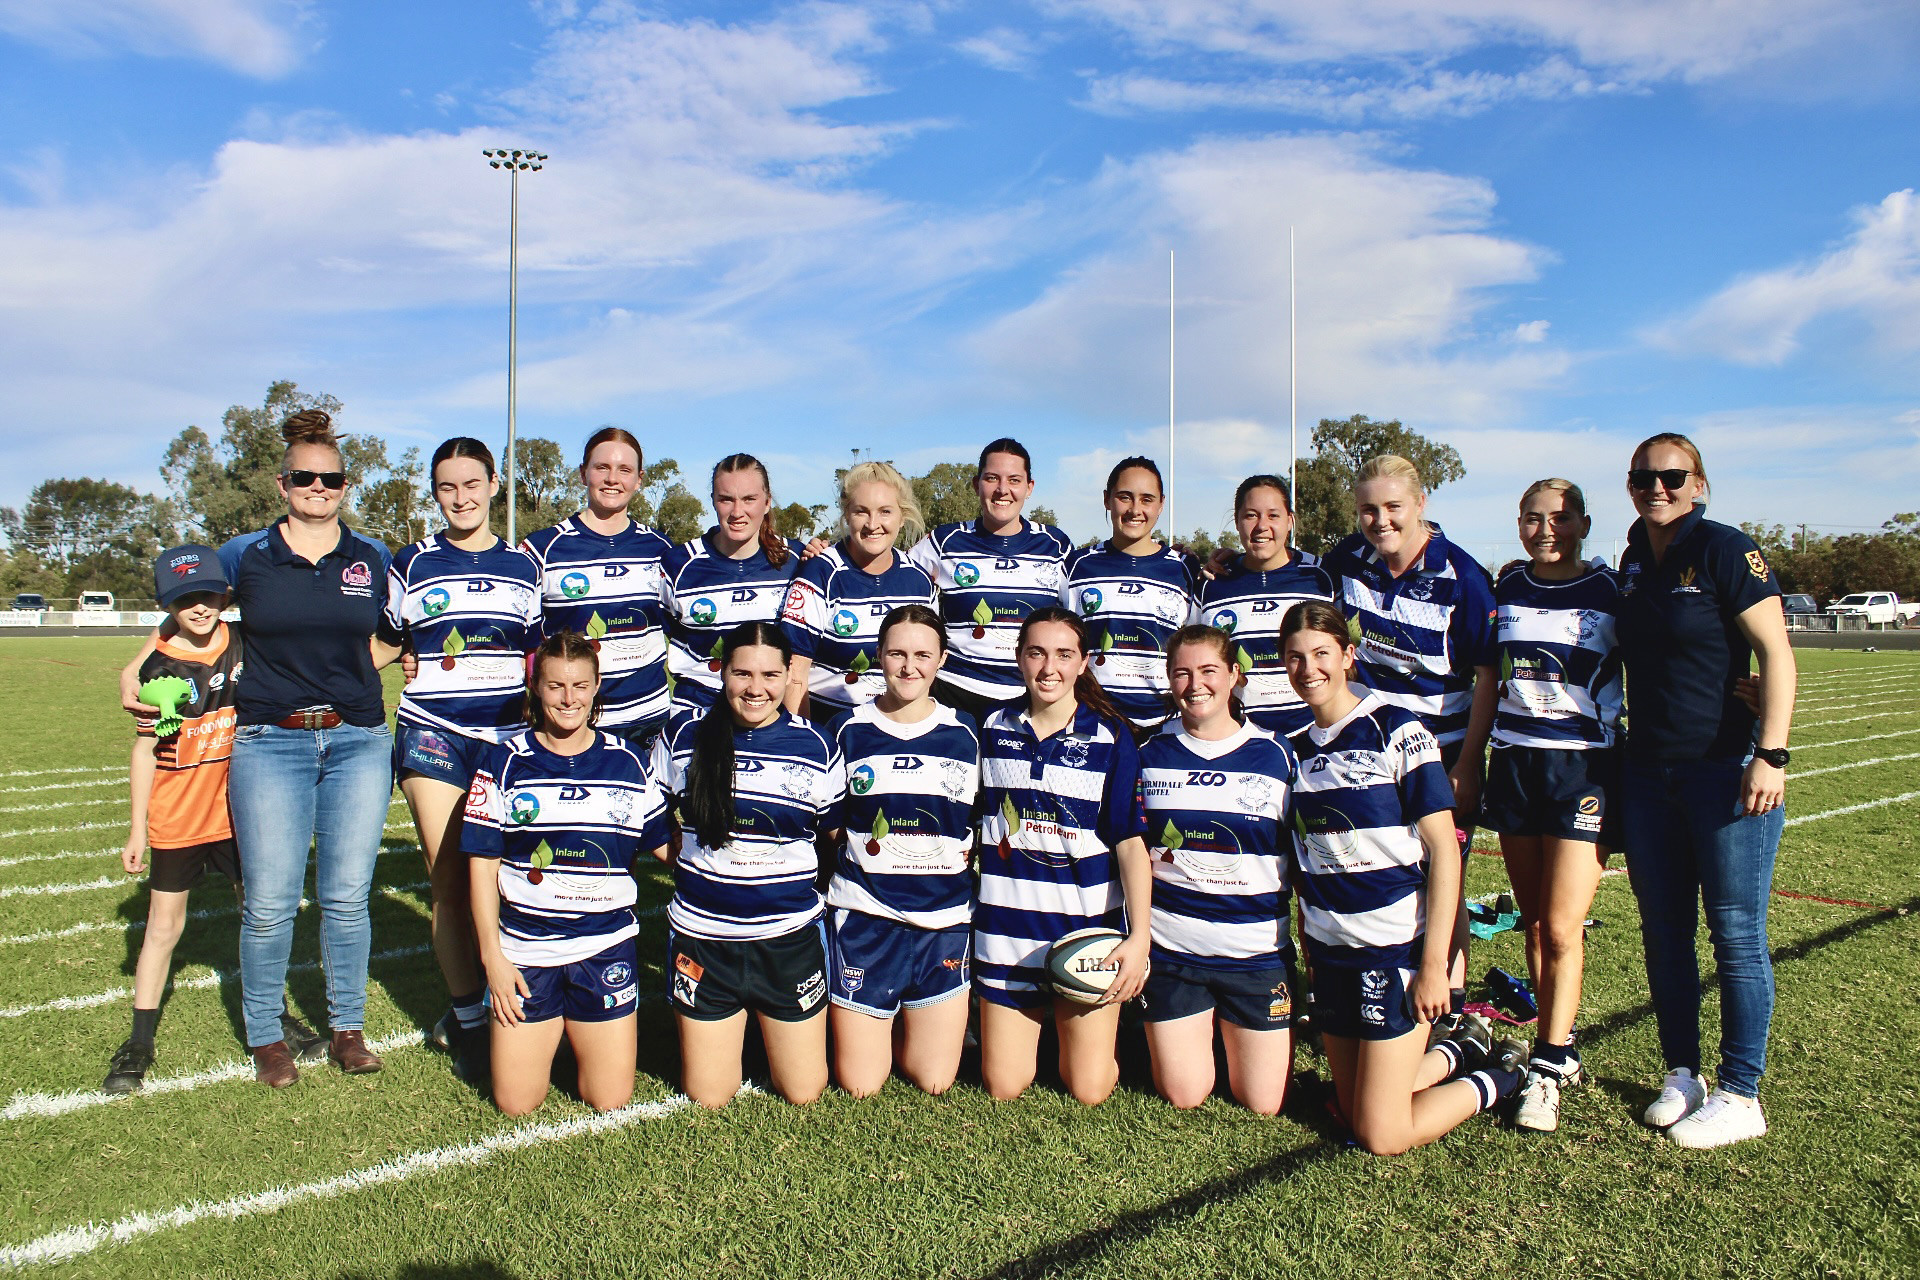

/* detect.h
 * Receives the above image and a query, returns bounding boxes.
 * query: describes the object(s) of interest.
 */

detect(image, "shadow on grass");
[976,894,1920,1280]
[337,1259,518,1279]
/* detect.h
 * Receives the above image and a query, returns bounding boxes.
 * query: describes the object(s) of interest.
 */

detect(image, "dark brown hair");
[681,621,793,849]
[580,426,644,472]
[1279,600,1356,650]
[280,409,342,468]
[526,631,602,732]
[432,436,495,482]
[1234,474,1293,516]
[712,453,789,567]
[877,603,946,653]
[1015,606,1127,729]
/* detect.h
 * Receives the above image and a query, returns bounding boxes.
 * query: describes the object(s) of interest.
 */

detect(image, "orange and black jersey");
[136,625,243,850]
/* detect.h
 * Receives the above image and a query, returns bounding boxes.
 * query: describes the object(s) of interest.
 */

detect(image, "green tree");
[771,501,830,541]
[162,381,344,545]
[0,477,175,601]
[629,458,705,545]
[490,437,585,539]
[353,445,429,548]
[1292,415,1467,554]
[910,461,981,528]
[1177,528,1242,561]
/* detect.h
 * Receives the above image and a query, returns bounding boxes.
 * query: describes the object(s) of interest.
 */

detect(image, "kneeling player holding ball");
[1282,602,1521,1154]
[464,633,668,1116]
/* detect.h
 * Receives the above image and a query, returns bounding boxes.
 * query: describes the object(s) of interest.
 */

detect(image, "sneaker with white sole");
[1667,1089,1767,1149]
[1513,1069,1562,1132]
[1643,1067,1708,1128]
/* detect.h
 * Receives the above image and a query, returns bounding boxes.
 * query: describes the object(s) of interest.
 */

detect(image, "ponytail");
[679,621,793,849]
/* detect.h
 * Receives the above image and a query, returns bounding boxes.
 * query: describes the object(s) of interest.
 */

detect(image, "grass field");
[0,637,1915,1278]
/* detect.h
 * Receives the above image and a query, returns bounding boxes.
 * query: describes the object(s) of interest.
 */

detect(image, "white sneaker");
[1642,1067,1708,1128]
[1513,1070,1562,1133]
[1667,1089,1767,1149]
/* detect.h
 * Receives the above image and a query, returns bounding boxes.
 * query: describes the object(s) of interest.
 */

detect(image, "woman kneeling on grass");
[654,621,846,1108]
[973,607,1151,1105]
[464,632,669,1116]
[1282,602,1522,1154]
[1138,625,1300,1115]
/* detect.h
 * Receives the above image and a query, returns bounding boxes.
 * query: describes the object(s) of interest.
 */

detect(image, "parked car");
[77,591,116,612]
[1828,592,1912,628]
[1782,593,1820,615]
[10,593,49,612]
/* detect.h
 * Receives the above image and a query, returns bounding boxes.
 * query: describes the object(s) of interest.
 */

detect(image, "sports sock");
[130,1007,161,1046]
[1530,1041,1577,1075]
[451,990,488,1029]
[1449,988,1467,1016]
[1430,1038,1467,1079]
[1465,1066,1522,1113]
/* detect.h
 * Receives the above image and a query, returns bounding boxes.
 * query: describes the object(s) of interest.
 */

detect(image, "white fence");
[0,610,238,629]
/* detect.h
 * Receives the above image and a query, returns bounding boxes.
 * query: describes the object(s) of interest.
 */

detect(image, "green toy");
[138,675,193,737]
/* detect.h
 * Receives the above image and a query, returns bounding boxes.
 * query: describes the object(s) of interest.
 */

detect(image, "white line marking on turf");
[1785,790,1920,827]
[0,881,433,946]
[1794,693,1920,713]
[1789,751,1920,781]
[0,945,432,1020]
[0,875,123,899]
[0,1087,751,1270]
[1795,710,1920,732]
[1,812,407,842]
[0,777,122,798]
[0,796,126,815]
[0,845,117,870]
[1793,727,1920,752]
[0,765,118,783]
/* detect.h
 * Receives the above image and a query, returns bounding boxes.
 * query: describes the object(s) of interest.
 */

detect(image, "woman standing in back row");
[1615,433,1795,1150]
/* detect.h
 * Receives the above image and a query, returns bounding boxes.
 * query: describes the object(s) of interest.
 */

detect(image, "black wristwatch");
[1753,746,1790,769]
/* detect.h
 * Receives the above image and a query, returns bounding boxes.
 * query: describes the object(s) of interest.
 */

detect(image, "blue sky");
[1,0,1916,560]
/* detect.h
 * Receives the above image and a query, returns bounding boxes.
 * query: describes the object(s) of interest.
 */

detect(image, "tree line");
[1740,516,1920,603]
[3,380,1474,603]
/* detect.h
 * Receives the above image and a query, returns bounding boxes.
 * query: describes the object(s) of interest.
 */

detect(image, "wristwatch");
[1753,746,1790,769]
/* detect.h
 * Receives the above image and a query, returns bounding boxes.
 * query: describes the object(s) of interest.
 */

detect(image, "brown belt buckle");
[302,709,326,730]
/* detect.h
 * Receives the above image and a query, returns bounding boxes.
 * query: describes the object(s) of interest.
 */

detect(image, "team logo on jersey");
[1213,608,1238,634]
[797,971,826,1010]
[508,791,540,824]
[340,561,372,587]
[840,966,864,995]
[422,588,451,617]
[1359,969,1389,1000]
[782,582,809,623]
[1674,567,1701,594]
[850,764,875,795]
[603,962,633,988]
[832,609,860,637]
[690,598,718,626]
[1745,549,1770,581]
[1060,737,1091,768]
[1268,982,1292,1022]
[1080,587,1103,613]
[953,562,980,588]
[560,572,591,600]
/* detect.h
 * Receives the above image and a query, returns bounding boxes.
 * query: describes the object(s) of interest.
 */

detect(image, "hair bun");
[281,409,337,446]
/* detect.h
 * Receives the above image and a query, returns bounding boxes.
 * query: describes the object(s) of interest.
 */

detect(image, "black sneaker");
[449,1019,492,1084]
[281,1013,328,1064]
[103,1039,155,1094]
[429,1008,456,1050]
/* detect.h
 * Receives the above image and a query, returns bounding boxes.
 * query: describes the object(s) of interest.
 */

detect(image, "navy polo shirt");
[218,523,393,727]
[1616,505,1779,761]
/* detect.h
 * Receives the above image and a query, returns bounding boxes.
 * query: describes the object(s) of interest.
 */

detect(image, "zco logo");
[1185,770,1226,786]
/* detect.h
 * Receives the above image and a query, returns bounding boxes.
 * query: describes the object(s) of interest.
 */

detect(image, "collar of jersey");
[1626,502,1707,557]
[267,519,356,566]
[1361,522,1448,576]
[1013,701,1100,743]
[1168,717,1258,760]
[1305,690,1384,748]
[852,701,955,741]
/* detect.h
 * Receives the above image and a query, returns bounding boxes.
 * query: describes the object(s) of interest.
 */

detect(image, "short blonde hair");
[1519,477,1587,516]
[1355,454,1423,493]
[838,460,924,545]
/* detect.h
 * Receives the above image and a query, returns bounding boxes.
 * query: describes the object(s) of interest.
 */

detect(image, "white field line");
[3,811,410,843]
[0,1087,757,1270]
[1797,669,1917,685]
[1789,751,1920,781]
[1797,665,1920,682]
[0,765,118,783]
[1784,790,1920,827]
[0,796,127,816]
[0,845,117,870]
[0,945,432,1020]
[0,777,122,798]
[1793,693,1920,714]
[0,881,432,947]
[1795,710,1920,733]
[0,839,423,898]
[1792,727,1920,752]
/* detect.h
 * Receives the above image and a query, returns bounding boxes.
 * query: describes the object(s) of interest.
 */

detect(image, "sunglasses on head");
[1627,468,1693,492]
[284,469,347,491]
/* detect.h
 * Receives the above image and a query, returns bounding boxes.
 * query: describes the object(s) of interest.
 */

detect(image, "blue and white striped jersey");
[905,519,1073,700]
[974,704,1149,1000]
[1196,551,1335,737]
[661,532,804,713]
[1493,566,1624,750]
[1324,526,1497,747]
[462,731,670,968]
[780,543,937,716]
[381,535,542,741]
[827,703,980,930]
[1063,542,1199,729]
[519,516,675,732]
[652,709,845,941]
[1139,722,1297,970]
[1287,693,1454,970]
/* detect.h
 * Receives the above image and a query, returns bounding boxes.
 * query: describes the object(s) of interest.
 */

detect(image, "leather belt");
[276,709,343,730]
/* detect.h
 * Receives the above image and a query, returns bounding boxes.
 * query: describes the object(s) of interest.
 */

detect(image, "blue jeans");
[1621,753,1784,1098]
[230,722,393,1047]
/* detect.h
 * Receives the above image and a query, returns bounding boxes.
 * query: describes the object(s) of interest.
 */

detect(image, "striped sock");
[1431,1038,1467,1079]
[1465,1066,1522,1113]
[451,991,488,1030]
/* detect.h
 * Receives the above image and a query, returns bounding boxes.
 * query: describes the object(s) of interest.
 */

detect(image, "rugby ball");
[1046,927,1143,1005]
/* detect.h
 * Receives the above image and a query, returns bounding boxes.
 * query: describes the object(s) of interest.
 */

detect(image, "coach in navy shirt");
[1615,432,1796,1151]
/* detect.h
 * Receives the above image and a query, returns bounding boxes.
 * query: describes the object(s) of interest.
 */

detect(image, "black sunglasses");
[284,469,347,491]
[1627,468,1693,492]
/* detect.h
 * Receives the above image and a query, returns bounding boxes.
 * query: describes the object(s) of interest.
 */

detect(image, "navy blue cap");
[154,544,229,607]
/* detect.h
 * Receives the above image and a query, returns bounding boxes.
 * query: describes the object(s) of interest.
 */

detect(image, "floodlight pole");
[1168,250,1176,541]
[483,147,548,545]
[1288,226,1297,543]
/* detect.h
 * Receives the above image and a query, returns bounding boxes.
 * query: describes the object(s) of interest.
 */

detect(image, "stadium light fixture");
[482,148,549,544]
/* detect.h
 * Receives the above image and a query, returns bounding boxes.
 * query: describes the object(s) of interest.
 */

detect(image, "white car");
[1827,592,1909,627]
[77,591,116,612]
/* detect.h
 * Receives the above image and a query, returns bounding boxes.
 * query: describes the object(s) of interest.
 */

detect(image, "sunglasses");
[1627,468,1693,492]
[284,469,347,491]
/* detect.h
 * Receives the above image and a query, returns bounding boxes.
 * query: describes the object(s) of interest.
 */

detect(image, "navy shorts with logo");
[668,921,829,1022]
[1314,961,1420,1042]
[829,908,969,1017]
[1480,744,1619,845]
[149,838,242,894]
[1142,953,1297,1030]
[517,938,640,1024]
[393,723,494,789]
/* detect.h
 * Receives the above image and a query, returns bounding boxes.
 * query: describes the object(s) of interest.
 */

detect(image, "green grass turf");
[0,637,1916,1277]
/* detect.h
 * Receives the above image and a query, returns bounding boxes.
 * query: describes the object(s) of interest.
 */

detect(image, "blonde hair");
[1631,432,1709,496]
[1519,477,1587,517]
[837,460,924,545]
[1355,454,1423,493]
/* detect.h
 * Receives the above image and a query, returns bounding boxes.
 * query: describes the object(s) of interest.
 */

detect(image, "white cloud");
[1648,189,1920,366]
[955,26,1047,73]
[0,0,306,77]
[1511,320,1549,343]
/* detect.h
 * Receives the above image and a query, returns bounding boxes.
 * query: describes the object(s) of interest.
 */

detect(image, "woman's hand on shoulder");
[799,536,832,562]
[1200,547,1235,582]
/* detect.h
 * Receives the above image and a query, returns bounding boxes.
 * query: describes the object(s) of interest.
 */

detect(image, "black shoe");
[450,1019,492,1084]
[429,1008,456,1050]
[281,1013,328,1064]
[103,1038,155,1094]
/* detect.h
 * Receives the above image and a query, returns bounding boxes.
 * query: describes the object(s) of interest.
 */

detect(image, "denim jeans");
[1621,752,1784,1098]
[230,722,393,1047]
